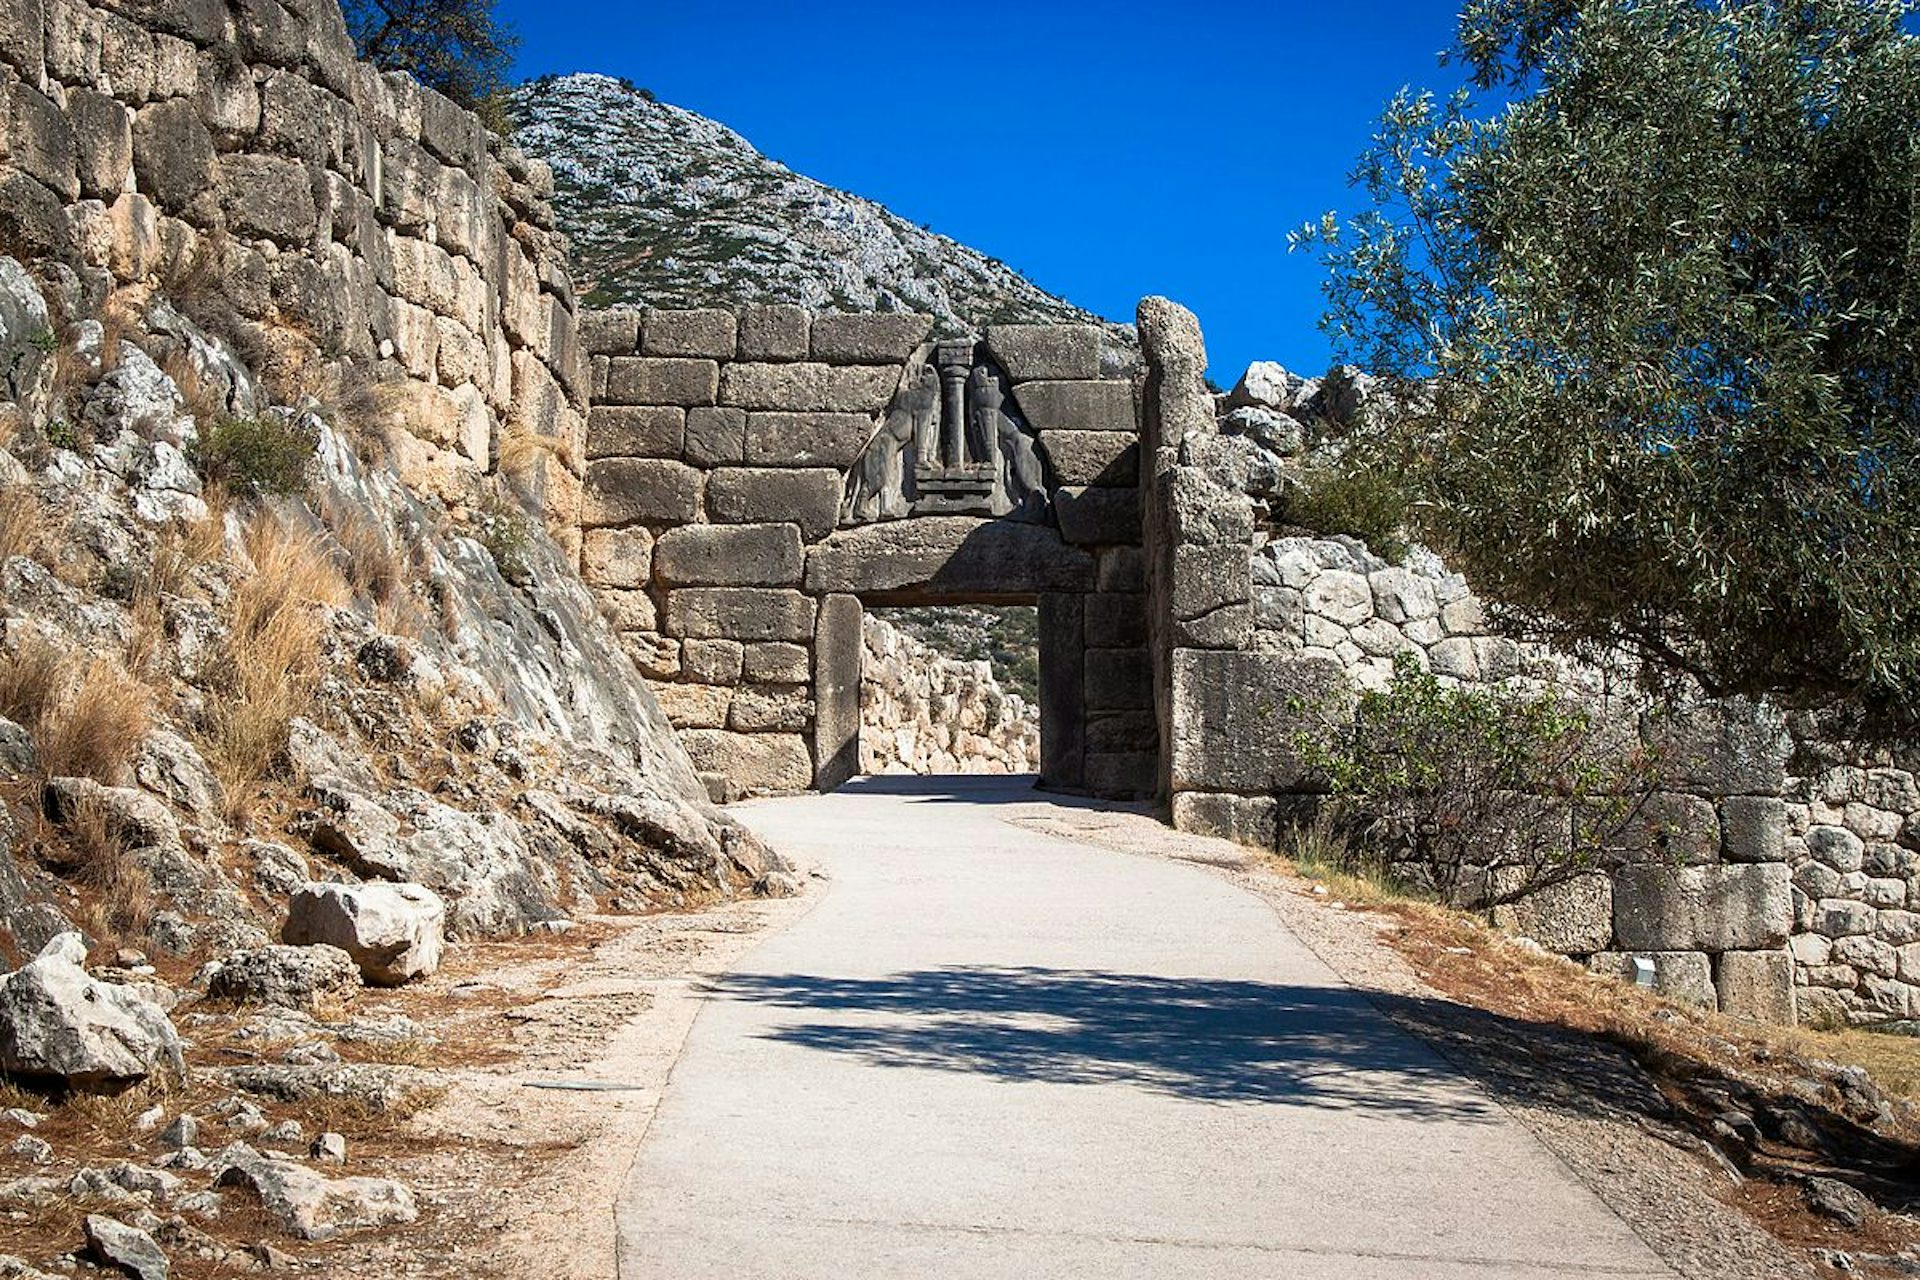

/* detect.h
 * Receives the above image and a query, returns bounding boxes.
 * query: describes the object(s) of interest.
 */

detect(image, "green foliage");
[1297,653,1659,905]
[1295,0,1920,723]
[341,0,518,111]
[42,420,77,452]
[1275,463,1411,562]
[189,416,317,498]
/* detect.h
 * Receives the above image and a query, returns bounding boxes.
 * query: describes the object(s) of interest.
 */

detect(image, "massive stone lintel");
[802,515,1094,600]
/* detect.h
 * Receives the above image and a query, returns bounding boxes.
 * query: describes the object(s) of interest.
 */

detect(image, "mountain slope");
[506,73,1127,341]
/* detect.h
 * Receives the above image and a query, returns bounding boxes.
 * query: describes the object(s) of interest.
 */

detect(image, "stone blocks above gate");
[575,305,1150,803]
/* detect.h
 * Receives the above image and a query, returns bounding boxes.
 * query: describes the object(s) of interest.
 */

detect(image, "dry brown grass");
[36,658,151,784]
[199,510,348,823]
[0,486,47,565]
[0,633,65,729]
[54,791,152,940]
[321,491,402,609]
[0,639,149,784]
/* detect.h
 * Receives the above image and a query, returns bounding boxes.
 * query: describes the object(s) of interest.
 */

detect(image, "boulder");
[212,1143,416,1241]
[82,1215,168,1280]
[205,945,360,1009]
[284,883,445,985]
[0,934,184,1090]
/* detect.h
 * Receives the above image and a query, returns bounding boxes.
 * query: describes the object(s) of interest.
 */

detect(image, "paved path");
[616,777,1677,1279]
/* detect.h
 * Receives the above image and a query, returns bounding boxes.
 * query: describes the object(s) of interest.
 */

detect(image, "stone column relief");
[842,340,1048,525]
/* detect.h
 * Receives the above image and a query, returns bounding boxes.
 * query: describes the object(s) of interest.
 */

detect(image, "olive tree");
[342,0,518,113]
[1297,0,1920,724]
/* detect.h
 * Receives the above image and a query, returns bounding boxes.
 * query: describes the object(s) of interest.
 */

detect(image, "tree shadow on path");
[716,965,1504,1121]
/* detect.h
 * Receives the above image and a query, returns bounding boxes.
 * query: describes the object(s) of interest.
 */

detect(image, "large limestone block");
[1490,874,1614,954]
[68,88,131,202]
[643,308,737,360]
[1084,647,1152,712]
[1038,593,1086,790]
[810,312,932,364]
[284,882,446,986]
[581,458,702,527]
[812,594,861,790]
[1588,950,1716,1008]
[738,304,809,361]
[684,407,747,466]
[1172,544,1251,622]
[1647,697,1790,797]
[664,588,817,642]
[218,153,316,245]
[7,82,78,202]
[985,324,1102,382]
[653,681,731,729]
[1606,791,1722,866]
[804,516,1094,597]
[745,411,874,469]
[1084,592,1147,648]
[1170,650,1345,795]
[1041,430,1138,488]
[1012,380,1135,434]
[681,730,812,796]
[745,642,810,684]
[1715,949,1797,1023]
[131,97,214,209]
[825,365,900,413]
[1610,863,1791,952]
[1720,795,1788,862]
[207,944,361,1009]
[1086,751,1157,799]
[580,308,640,355]
[654,524,803,587]
[586,406,683,460]
[720,361,828,411]
[606,357,718,407]
[706,467,842,541]
[1055,486,1141,547]
[1171,792,1279,848]
[0,934,184,1090]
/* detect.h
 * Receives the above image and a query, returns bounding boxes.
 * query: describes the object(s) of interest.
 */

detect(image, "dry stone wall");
[1782,730,1920,1026]
[1136,297,1799,1023]
[576,307,1152,801]
[859,614,1038,776]
[0,0,587,548]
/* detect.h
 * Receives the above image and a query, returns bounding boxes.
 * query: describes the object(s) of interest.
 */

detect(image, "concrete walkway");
[616,777,1678,1279]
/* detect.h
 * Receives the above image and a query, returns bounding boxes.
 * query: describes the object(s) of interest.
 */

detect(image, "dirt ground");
[17,798,1919,1278]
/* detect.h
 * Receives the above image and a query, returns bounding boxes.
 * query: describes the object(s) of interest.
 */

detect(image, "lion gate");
[574,307,1153,801]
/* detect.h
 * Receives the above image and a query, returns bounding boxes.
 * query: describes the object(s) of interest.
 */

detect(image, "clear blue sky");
[497,0,1467,382]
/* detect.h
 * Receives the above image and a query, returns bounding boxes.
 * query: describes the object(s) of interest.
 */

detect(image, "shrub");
[1298,652,1659,906]
[189,415,318,498]
[1275,463,1410,562]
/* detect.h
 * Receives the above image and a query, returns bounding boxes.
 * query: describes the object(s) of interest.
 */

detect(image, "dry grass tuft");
[55,791,152,939]
[0,640,149,785]
[199,511,349,821]
[37,658,152,784]
[321,492,402,608]
[0,634,65,730]
[0,487,48,565]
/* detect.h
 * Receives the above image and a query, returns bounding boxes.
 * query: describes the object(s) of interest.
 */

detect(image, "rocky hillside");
[506,74,1131,346]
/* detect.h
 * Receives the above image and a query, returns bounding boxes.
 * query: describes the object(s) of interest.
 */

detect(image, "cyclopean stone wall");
[1782,727,1920,1026]
[1136,295,1799,1023]
[574,306,1153,801]
[0,0,587,547]
[859,613,1039,777]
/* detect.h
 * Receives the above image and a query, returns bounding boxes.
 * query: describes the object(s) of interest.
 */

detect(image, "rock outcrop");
[283,883,444,986]
[0,935,184,1090]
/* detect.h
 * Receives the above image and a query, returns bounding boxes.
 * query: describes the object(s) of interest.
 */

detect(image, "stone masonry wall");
[859,613,1039,777]
[574,307,1151,801]
[1783,729,1920,1026]
[0,0,587,547]
[1136,296,1799,1023]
